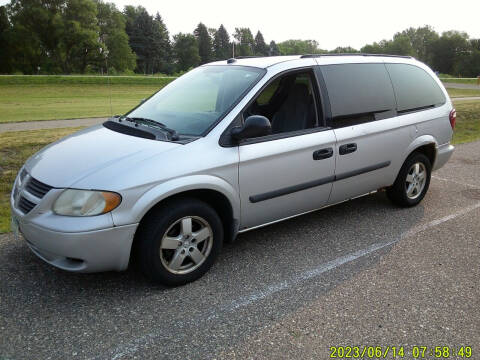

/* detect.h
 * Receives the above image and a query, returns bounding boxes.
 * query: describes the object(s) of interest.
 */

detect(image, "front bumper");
[17,219,138,273]
[433,143,455,171]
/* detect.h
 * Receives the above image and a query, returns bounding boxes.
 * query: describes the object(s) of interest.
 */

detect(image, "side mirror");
[140,98,146,104]
[230,115,271,141]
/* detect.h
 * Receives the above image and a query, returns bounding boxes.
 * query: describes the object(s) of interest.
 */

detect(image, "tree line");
[0,0,479,76]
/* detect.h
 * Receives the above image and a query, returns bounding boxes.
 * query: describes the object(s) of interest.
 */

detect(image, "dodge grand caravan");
[11,54,455,285]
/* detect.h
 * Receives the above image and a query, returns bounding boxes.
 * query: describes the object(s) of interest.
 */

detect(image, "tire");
[387,152,432,207]
[136,198,223,286]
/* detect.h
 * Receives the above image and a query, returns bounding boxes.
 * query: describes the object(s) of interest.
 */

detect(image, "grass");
[0,75,176,85]
[0,127,84,233]
[452,101,480,144]
[0,84,163,123]
[446,88,480,98]
[441,78,479,85]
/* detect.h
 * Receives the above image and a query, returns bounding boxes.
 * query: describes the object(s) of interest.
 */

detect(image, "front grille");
[13,173,54,215]
[25,177,53,199]
[18,196,36,214]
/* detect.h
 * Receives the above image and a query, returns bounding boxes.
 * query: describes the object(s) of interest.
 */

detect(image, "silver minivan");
[11,55,455,285]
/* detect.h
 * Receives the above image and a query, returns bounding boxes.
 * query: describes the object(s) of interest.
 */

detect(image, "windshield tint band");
[126,65,266,137]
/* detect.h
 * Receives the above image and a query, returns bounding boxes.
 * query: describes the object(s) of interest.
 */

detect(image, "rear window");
[321,63,396,127]
[385,63,446,113]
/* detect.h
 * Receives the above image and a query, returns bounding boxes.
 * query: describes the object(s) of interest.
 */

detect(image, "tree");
[361,41,385,54]
[7,0,66,73]
[386,34,415,56]
[173,33,200,72]
[430,31,470,74]
[330,46,358,53]
[453,49,480,77]
[152,13,172,73]
[0,6,13,73]
[396,26,439,64]
[124,6,170,74]
[268,40,280,56]
[254,30,268,56]
[233,27,254,56]
[213,24,230,60]
[194,22,213,64]
[61,0,101,73]
[277,39,323,55]
[95,0,136,73]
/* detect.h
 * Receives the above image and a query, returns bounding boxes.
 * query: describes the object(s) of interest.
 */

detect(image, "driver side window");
[243,70,322,135]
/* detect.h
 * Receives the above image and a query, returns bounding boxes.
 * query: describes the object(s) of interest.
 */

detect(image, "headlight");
[53,189,121,216]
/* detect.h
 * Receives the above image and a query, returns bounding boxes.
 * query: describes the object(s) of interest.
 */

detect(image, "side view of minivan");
[11,54,455,286]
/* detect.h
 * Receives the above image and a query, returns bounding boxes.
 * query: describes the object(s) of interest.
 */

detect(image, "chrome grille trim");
[13,171,54,215]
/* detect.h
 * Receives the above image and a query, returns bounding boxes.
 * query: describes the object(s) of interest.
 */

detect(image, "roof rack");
[300,53,413,59]
[234,56,264,59]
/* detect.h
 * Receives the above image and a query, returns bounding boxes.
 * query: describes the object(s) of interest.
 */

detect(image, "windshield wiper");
[121,116,179,140]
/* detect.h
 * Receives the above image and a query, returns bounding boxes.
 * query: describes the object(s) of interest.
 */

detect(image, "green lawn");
[441,78,479,85]
[452,101,480,144]
[0,76,477,124]
[0,84,163,123]
[447,88,480,98]
[0,127,84,233]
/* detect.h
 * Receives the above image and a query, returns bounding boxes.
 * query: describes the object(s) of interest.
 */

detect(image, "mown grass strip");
[0,127,84,233]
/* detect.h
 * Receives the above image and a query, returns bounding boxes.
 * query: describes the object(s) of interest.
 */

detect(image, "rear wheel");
[136,198,223,286]
[387,152,431,207]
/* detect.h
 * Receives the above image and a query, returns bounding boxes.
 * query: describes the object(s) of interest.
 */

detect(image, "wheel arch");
[403,135,437,168]
[129,176,240,264]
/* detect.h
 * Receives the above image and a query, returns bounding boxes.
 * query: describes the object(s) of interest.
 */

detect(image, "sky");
[2,0,479,50]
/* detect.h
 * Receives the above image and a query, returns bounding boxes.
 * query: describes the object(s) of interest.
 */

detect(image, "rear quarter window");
[320,63,396,127]
[385,63,446,113]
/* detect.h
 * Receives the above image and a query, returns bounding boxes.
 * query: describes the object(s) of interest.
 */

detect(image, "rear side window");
[321,63,396,127]
[385,63,446,113]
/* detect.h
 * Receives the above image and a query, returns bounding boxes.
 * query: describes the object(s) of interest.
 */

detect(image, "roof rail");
[300,53,413,59]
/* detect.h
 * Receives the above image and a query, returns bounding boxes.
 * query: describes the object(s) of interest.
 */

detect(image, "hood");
[25,125,181,188]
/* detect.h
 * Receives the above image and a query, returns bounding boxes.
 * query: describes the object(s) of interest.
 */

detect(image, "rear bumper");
[19,220,138,273]
[433,143,454,171]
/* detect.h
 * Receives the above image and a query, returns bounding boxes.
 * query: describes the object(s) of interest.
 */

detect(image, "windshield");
[127,65,265,136]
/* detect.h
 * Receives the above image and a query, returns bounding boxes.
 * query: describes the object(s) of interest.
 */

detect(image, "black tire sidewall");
[137,198,223,286]
[389,152,432,207]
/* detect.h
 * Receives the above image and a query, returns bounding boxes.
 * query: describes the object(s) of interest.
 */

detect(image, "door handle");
[339,143,357,155]
[313,147,333,160]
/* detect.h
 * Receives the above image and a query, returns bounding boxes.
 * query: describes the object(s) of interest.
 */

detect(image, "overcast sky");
[2,0,479,50]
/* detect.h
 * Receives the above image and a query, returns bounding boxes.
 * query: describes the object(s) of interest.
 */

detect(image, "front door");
[238,130,337,229]
[237,68,336,230]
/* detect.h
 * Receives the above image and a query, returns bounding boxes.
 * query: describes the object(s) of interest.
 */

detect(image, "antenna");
[104,49,112,117]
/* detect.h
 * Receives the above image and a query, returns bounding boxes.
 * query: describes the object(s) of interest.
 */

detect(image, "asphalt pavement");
[0,140,479,360]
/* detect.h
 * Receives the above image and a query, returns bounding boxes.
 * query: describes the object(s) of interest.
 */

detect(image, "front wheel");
[387,152,432,207]
[136,198,223,286]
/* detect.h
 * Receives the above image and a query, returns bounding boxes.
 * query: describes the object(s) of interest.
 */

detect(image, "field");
[446,88,480,98]
[452,101,480,144]
[440,77,479,85]
[0,127,84,232]
[0,75,478,123]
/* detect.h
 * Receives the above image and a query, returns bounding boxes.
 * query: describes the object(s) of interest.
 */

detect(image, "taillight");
[449,108,456,130]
